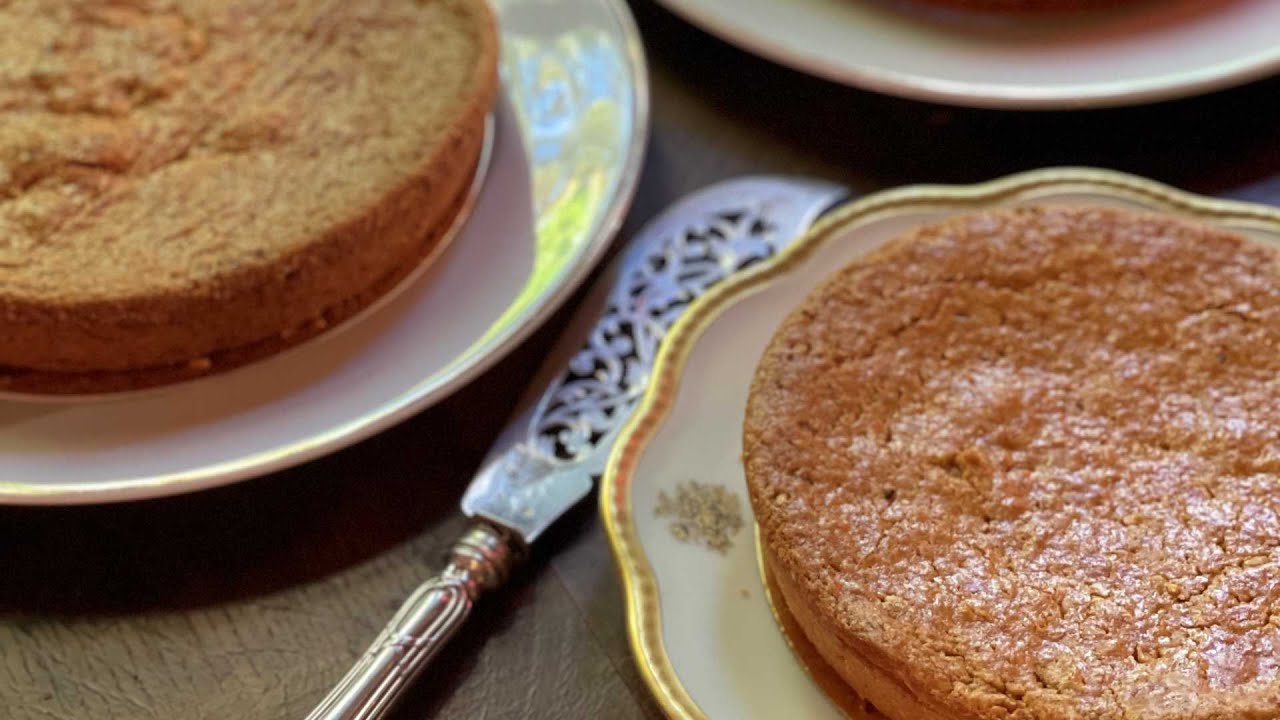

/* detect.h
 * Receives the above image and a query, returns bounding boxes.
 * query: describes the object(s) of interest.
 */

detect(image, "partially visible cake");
[913,0,1126,10]
[0,0,498,393]
[745,206,1280,719]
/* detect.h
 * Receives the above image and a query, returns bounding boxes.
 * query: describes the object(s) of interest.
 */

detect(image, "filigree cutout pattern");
[462,178,845,541]
[528,208,781,471]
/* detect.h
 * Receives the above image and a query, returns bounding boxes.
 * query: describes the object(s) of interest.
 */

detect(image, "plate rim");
[418,0,650,412]
[600,166,1280,719]
[654,0,1280,109]
[0,0,650,505]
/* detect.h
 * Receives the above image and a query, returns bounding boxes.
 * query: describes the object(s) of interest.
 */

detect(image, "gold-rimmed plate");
[600,167,1280,719]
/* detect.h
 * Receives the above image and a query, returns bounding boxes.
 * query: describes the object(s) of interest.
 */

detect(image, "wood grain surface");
[5,2,1280,718]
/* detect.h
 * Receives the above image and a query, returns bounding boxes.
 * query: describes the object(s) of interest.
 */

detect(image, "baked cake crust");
[745,206,1280,719]
[0,0,497,389]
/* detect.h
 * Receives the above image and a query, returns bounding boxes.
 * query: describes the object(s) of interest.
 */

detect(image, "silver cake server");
[307,176,848,720]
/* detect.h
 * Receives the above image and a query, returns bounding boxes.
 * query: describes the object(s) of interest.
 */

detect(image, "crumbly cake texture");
[0,162,477,395]
[0,0,497,389]
[744,206,1280,719]
[762,550,887,719]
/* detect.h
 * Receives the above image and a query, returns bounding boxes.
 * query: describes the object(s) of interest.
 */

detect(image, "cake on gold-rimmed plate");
[600,168,1280,720]
[746,205,1280,719]
[0,0,498,394]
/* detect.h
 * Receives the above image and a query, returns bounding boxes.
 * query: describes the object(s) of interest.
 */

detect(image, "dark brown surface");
[4,1,1280,718]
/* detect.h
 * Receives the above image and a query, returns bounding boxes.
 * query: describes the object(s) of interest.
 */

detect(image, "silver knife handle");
[307,523,520,720]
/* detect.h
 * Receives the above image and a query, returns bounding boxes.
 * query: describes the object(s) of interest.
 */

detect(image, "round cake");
[0,0,498,393]
[745,206,1280,719]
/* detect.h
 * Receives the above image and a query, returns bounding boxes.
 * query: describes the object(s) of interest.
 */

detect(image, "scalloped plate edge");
[599,166,1280,719]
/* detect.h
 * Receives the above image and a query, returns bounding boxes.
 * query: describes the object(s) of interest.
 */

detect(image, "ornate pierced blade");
[462,176,848,543]
[309,177,848,720]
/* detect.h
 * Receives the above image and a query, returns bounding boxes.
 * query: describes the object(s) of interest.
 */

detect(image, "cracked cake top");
[745,205,1280,719]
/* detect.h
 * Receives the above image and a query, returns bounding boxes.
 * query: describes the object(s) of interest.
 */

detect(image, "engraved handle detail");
[307,523,520,720]
[309,178,848,718]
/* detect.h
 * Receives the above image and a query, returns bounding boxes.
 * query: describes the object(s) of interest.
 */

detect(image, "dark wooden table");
[4,3,1280,718]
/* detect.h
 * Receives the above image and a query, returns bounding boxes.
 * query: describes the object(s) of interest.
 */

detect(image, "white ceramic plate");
[0,0,648,505]
[602,168,1280,719]
[656,0,1280,109]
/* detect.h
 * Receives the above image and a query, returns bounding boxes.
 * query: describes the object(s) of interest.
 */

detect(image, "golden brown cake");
[745,206,1280,719]
[0,0,498,393]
